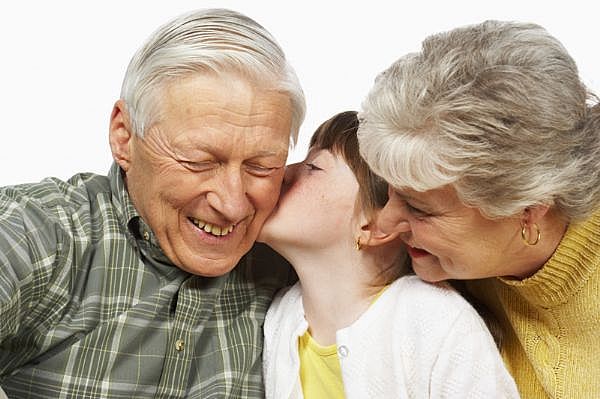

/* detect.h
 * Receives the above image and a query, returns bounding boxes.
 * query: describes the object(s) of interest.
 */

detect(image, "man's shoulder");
[234,243,296,287]
[0,172,112,214]
[209,245,295,327]
[0,172,118,273]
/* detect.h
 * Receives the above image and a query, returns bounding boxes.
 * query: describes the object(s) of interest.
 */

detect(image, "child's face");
[258,148,360,252]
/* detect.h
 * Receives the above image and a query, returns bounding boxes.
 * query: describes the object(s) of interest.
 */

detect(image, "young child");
[259,111,520,398]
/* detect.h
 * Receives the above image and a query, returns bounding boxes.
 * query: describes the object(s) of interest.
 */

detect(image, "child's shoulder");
[391,275,466,303]
[265,282,303,323]
[385,275,486,330]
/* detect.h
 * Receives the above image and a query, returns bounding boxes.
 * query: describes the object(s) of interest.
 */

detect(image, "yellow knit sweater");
[468,210,600,398]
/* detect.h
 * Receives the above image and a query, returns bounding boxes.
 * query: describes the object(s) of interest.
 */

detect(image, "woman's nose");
[378,195,412,234]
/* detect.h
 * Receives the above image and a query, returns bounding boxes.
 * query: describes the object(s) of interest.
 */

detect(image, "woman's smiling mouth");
[407,245,431,258]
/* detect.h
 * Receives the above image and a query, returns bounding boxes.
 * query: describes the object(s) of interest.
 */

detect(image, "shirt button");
[338,345,349,357]
[143,231,150,241]
[175,339,185,352]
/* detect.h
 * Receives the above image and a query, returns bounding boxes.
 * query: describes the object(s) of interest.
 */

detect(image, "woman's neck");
[513,210,570,279]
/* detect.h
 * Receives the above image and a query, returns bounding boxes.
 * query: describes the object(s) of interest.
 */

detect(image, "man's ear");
[109,99,135,172]
[358,210,405,249]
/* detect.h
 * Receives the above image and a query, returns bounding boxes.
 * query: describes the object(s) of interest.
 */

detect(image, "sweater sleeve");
[430,307,521,398]
[263,284,306,399]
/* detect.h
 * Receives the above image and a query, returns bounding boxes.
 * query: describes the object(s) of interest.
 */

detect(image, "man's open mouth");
[189,218,235,237]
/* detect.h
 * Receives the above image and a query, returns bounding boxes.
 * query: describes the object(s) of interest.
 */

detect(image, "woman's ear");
[109,99,135,171]
[521,204,551,225]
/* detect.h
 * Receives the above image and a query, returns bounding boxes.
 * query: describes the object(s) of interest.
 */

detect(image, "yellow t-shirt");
[298,286,389,398]
[298,332,345,399]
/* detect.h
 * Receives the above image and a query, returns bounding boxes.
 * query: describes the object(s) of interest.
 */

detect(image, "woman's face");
[378,184,527,282]
[259,148,359,253]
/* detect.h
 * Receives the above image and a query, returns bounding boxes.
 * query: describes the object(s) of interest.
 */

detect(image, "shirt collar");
[108,162,172,265]
[109,162,139,228]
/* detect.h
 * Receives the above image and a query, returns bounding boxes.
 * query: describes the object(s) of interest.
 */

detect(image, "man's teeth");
[190,218,234,236]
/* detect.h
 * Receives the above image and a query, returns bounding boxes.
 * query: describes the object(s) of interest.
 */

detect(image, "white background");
[1,1,598,185]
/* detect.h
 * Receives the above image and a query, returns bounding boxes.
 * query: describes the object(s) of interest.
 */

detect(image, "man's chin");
[167,229,257,276]
[177,257,241,277]
[169,248,245,277]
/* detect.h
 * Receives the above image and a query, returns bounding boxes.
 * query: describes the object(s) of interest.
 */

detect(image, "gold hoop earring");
[521,223,541,246]
[355,237,362,251]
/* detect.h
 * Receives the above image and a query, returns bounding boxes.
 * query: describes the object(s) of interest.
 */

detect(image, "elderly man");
[0,8,304,398]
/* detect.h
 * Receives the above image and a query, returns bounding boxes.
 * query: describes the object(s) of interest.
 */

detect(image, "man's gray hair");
[358,20,600,221]
[120,8,305,144]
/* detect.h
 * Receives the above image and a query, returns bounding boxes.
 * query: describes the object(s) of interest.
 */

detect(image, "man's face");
[113,73,293,276]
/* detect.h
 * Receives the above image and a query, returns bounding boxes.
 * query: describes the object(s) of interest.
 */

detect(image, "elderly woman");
[357,20,600,399]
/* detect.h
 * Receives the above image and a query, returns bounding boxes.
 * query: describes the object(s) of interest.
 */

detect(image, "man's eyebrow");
[178,140,287,158]
[251,149,288,157]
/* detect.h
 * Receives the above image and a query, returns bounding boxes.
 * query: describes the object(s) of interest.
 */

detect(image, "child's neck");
[291,250,383,346]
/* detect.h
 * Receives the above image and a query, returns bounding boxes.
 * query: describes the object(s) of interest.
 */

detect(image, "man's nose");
[207,166,252,223]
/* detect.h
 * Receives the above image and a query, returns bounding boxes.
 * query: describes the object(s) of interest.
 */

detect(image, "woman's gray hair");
[358,20,600,221]
[120,8,305,144]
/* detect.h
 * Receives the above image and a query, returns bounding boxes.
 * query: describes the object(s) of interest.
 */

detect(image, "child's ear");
[358,210,404,249]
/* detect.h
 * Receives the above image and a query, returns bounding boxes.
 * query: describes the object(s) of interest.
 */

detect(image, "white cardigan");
[263,275,520,398]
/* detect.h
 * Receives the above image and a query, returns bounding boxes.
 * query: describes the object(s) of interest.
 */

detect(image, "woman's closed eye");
[405,202,431,217]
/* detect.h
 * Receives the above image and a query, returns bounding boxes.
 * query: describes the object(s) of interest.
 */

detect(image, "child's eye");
[304,162,322,171]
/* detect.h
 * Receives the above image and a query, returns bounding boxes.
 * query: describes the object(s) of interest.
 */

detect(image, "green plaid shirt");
[0,163,293,398]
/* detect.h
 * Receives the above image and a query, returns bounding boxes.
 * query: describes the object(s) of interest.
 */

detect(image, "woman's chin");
[412,263,450,283]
